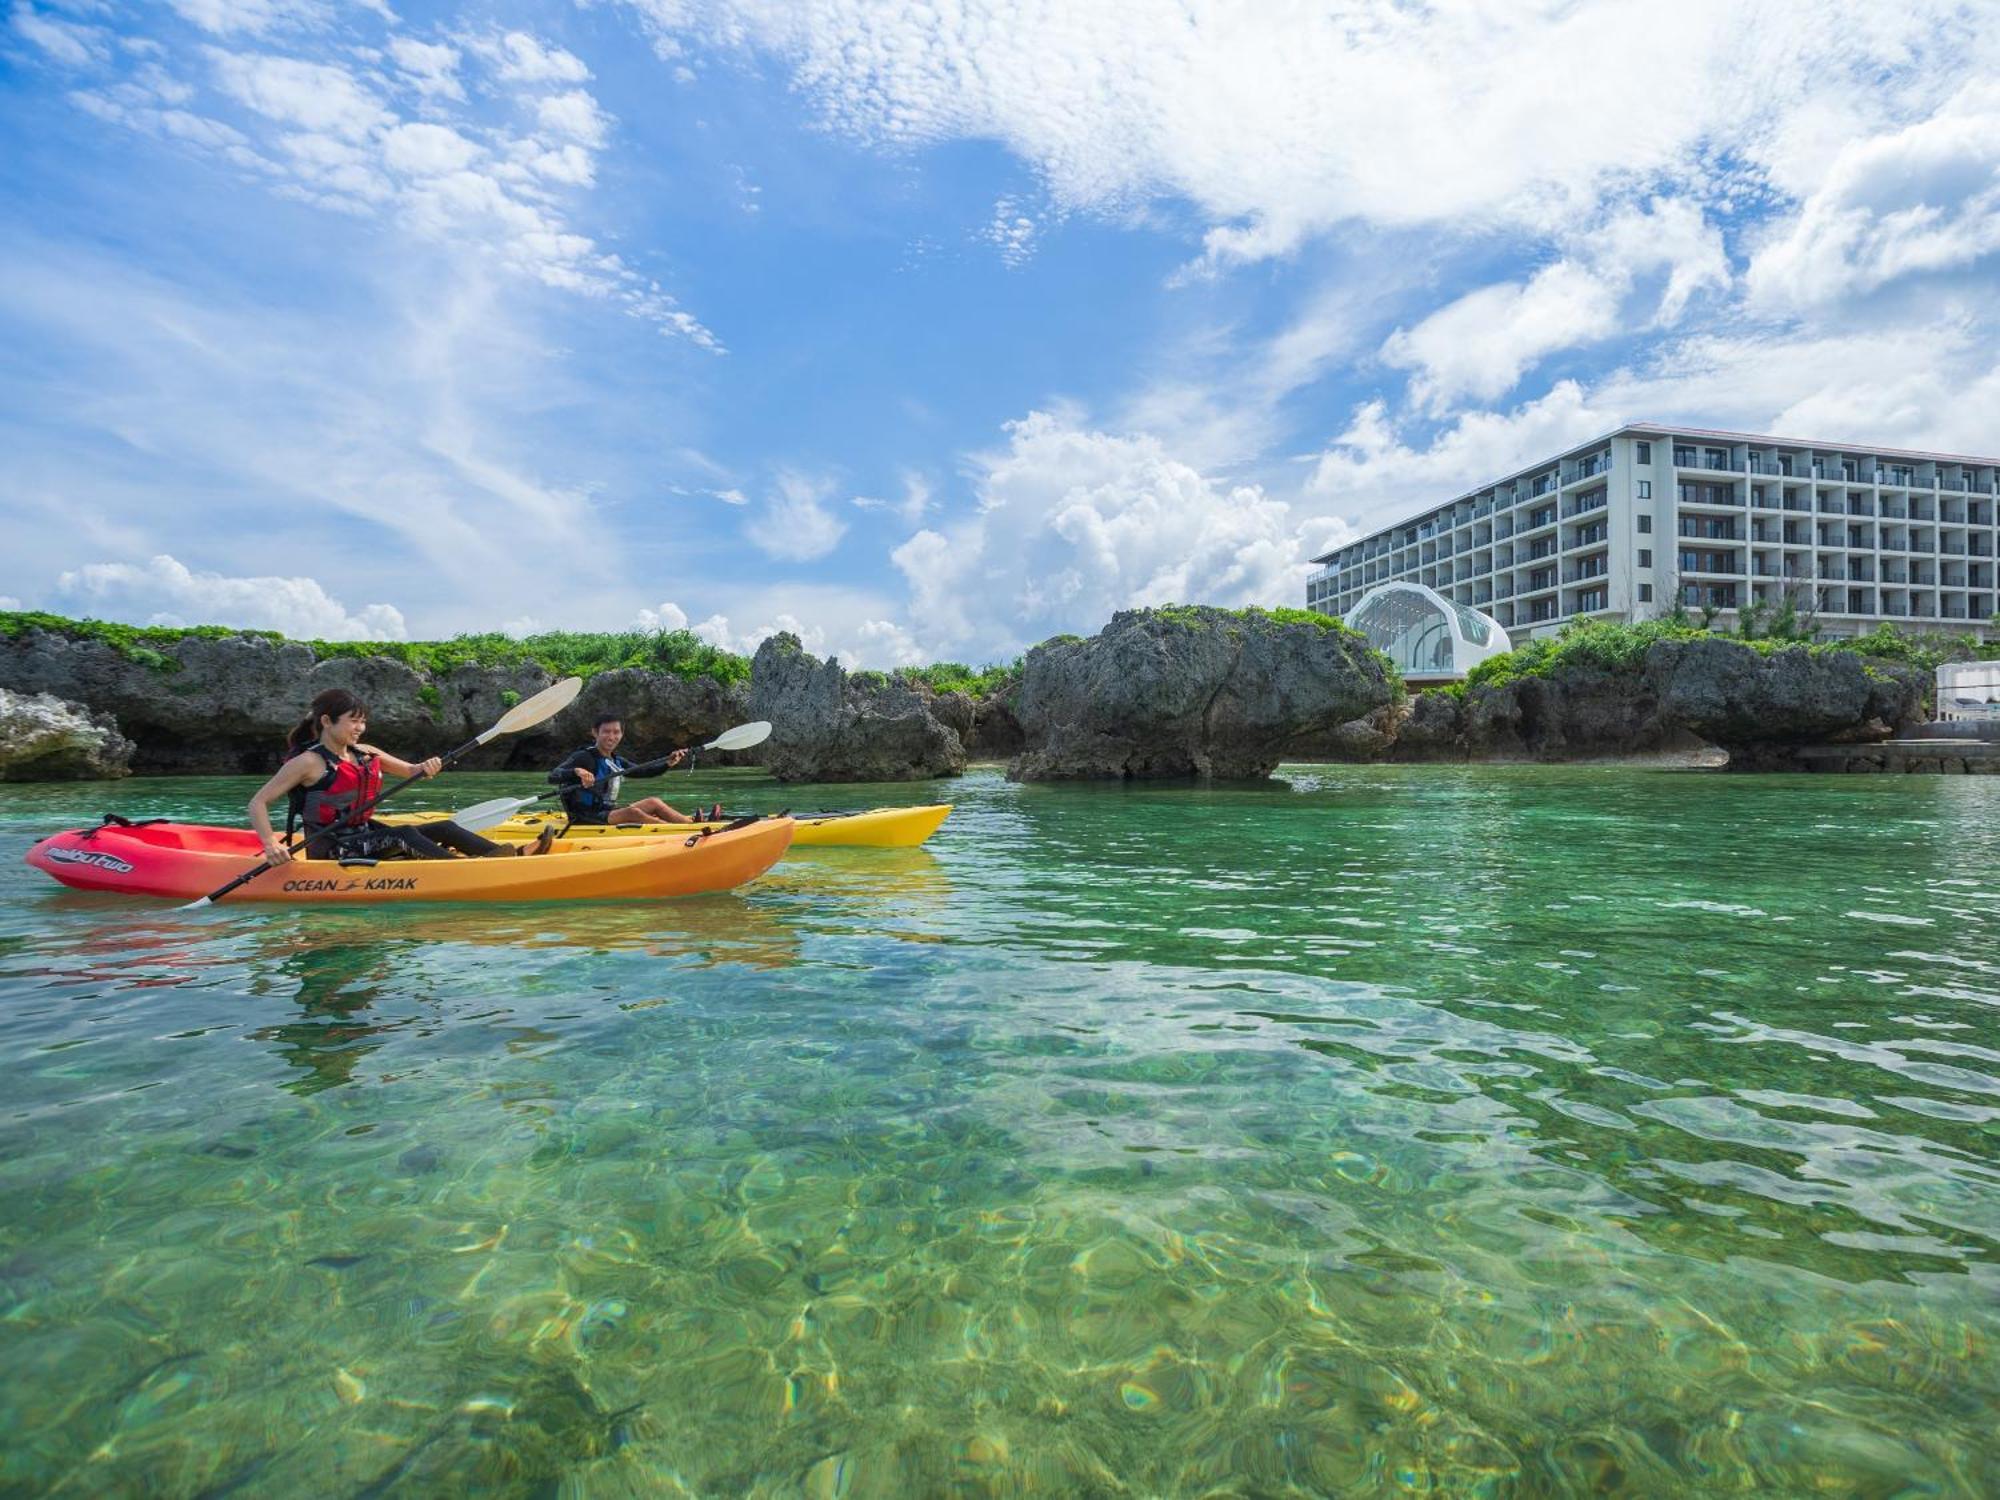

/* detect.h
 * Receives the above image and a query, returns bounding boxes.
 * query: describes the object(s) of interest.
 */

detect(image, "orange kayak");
[24,818,794,904]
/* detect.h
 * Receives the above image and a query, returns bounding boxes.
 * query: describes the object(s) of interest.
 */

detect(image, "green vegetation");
[0,611,753,685]
[895,660,1021,698]
[1454,615,1999,696]
[1148,602,1363,638]
[0,611,268,673]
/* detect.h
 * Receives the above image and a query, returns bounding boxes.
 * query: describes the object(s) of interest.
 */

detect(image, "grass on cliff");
[0,611,1036,695]
[1442,612,1999,699]
[0,611,754,685]
[1150,603,1362,636]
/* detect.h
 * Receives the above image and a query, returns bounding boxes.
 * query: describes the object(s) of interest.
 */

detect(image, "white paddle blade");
[705,720,772,752]
[450,794,542,832]
[476,676,584,744]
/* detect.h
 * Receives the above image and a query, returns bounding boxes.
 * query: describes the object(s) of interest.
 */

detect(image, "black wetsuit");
[547,746,670,823]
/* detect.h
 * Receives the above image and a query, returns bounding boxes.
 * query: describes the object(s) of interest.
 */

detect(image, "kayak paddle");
[181,675,584,909]
[628,719,772,775]
[443,721,775,831]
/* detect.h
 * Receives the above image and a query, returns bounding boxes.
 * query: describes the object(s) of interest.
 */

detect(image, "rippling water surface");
[2,765,1996,1496]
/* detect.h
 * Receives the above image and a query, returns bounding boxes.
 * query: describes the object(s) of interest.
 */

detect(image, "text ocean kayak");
[460,804,952,849]
[25,818,795,903]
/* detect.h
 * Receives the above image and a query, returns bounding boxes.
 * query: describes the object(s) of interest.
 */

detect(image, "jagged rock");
[893,674,1024,759]
[1373,636,1929,766]
[1008,607,1397,781]
[1290,700,1408,760]
[0,688,134,780]
[0,626,750,775]
[1458,665,1693,760]
[748,634,964,782]
[1386,693,1463,760]
[924,689,976,747]
[1645,637,1927,769]
[969,683,1025,758]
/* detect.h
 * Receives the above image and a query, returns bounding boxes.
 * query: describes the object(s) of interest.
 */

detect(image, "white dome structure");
[1343,582,1511,683]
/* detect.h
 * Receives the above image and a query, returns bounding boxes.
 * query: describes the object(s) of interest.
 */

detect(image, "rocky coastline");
[1357,636,1940,771]
[0,609,1986,780]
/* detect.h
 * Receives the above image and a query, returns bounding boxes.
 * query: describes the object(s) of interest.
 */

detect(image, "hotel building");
[1305,425,2000,644]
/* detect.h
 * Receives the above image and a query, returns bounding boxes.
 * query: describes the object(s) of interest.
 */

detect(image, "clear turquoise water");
[1,765,1996,1496]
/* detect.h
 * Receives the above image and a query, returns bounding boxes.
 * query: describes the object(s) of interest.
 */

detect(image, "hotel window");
[1637,480,1651,499]
[1638,515,1652,534]
[1638,549,1652,568]
[1636,442,1651,464]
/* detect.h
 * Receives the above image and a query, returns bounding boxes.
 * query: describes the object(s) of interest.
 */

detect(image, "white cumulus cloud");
[633,601,690,631]
[382,121,482,177]
[387,36,463,101]
[482,31,590,85]
[535,89,611,148]
[893,408,1306,660]
[52,554,408,640]
[1746,80,2000,310]
[1382,199,1729,413]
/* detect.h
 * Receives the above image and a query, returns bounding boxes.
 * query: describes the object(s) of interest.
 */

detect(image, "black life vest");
[563,749,626,821]
[288,743,383,834]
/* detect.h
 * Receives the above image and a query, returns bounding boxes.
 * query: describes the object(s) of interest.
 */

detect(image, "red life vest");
[291,743,383,830]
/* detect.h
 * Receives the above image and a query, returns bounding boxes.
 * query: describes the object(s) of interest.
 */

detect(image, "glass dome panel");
[1347,588,1456,676]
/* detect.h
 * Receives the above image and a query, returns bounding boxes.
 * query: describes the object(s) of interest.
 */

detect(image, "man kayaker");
[250,689,558,864]
[548,714,722,826]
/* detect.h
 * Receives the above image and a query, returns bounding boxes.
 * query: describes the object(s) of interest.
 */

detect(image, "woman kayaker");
[547,713,722,826]
[249,689,558,864]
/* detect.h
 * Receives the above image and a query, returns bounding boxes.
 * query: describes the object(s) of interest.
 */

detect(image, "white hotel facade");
[1305,425,2000,644]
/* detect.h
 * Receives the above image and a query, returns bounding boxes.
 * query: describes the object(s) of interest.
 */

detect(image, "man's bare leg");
[608,798,690,825]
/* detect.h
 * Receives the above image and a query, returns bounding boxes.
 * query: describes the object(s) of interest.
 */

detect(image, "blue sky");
[3,1,1996,665]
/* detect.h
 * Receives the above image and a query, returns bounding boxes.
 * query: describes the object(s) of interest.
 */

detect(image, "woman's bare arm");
[247,753,318,863]
[357,744,442,780]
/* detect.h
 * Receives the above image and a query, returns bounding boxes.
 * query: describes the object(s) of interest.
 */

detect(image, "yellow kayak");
[459,803,951,849]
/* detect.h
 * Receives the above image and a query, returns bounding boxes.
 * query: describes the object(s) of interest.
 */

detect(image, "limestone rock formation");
[894,674,1025,760]
[1372,637,1927,766]
[0,688,134,780]
[0,626,752,775]
[1008,607,1398,781]
[1288,701,1407,761]
[1455,664,1693,761]
[1646,637,1926,767]
[748,634,965,782]
[969,683,1026,759]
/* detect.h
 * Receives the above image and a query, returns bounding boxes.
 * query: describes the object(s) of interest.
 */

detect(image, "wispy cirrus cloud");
[24,3,722,349]
[743,471,849,561]
[620,0,1979,276]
